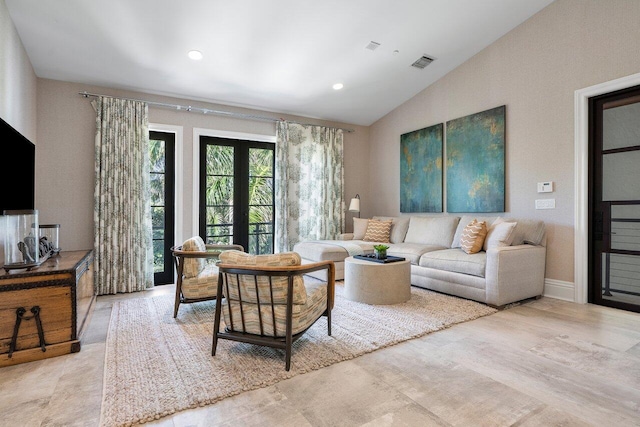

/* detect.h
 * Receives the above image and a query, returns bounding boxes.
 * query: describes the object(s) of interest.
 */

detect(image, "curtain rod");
[78,91,355,133]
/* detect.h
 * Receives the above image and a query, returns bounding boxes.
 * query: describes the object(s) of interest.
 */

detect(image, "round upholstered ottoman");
[344,256,411,305]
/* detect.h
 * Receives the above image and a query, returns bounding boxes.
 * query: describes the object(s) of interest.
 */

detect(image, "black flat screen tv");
[0,116,35,213]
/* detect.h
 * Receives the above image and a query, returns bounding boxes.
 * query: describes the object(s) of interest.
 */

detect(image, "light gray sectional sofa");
[293,215,547,307]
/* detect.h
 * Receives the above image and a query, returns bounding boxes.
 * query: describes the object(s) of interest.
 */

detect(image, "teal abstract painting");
[446,105,505,213]
[400,123,443,212]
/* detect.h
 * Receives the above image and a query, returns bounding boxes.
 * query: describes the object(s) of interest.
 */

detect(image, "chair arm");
[217,260,334,275]
[338,233,354,240]
[205,244,244,252]
[485,244,546,306]
[171,244,244,259]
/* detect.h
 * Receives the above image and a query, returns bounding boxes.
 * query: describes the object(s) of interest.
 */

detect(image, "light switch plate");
[537,182,554,193]
[535,199,555,209]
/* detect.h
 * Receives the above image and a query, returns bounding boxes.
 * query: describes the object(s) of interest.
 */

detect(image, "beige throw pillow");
[182,236,207,278]
[460,219,488,254]
[483,220,517,251]
[353,217,369,240]
[363,219,392,243]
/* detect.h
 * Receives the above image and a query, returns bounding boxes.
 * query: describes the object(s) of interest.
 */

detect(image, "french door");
[199,136,275,254]
[589,84,640,312]
[149,131,176,285]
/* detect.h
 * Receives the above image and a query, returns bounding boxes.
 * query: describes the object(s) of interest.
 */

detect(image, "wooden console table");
[0,249,95,367]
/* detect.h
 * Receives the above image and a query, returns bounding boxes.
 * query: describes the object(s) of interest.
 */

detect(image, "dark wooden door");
[199,136,275,254]
[589,85,640,312]
[149,131,176,285]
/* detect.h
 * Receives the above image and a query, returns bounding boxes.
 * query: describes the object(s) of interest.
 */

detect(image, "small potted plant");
[373,244,389,260]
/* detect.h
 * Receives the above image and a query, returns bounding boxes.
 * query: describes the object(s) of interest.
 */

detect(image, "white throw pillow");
[483,219,517,251]
[353,218,369,240]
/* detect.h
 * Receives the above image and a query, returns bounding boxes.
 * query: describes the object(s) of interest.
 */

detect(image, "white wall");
[368,0,640,289]
[0,0,37,265]
[0,0,36,140]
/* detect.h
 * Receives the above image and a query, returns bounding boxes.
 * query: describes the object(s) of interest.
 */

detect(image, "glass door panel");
[204,145,235,244]
[149,131,175,285]
[248,147,274,254]
[200,137,274,254]
[590,85,640,312]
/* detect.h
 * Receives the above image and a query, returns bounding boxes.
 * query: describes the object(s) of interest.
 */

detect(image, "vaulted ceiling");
[6,0,555,126]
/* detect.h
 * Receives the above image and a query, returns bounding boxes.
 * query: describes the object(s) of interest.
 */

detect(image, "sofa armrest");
[337,233,354,240]
[485,244,546,307]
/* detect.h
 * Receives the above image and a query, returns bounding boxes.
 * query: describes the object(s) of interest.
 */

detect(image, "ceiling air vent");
[365,41,381,51]
[411,55,435,69]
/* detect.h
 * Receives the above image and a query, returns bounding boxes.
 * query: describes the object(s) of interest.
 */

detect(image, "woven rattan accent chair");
[212,250,335,371]
[171,236,244,318]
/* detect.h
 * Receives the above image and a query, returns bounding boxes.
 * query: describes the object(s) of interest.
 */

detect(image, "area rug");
[100,284,497,426]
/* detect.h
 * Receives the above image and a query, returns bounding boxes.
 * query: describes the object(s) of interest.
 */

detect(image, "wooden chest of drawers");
[0,250,95,367]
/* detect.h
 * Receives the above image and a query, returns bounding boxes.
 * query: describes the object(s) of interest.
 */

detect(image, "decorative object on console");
[446,105,505,213]
[400,123,443,213]
[373,244,389,259]
[348,194,361,218]
[3,209,44,271]
[39,224,61,257]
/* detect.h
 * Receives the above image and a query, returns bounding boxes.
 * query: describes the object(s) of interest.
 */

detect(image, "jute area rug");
[100,283,497,427]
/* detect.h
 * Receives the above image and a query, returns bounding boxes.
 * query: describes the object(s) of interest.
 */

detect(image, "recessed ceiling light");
[333,83,344,90]
[188,50,203,60]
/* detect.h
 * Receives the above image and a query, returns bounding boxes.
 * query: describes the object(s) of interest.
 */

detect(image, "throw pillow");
[182,236,207,278]
[363,219,393,243]
[353,217,369,240]
[373,216,410,243]
[459,219,488,254]
[483,220,517,251]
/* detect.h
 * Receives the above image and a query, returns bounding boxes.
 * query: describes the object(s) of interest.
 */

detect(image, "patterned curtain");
[92,97,153,294]
[275,121,344,252]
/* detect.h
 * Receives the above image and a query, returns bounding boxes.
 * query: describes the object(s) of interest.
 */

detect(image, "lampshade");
[348,194,360,212]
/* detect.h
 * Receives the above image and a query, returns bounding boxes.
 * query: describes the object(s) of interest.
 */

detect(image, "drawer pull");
[9,306,47,358]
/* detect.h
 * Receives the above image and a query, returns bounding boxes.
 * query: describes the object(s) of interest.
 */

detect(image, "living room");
[2,0,640,426]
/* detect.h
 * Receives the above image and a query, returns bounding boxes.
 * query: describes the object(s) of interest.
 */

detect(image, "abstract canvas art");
[446,105,505,213]
[400,123,443,212]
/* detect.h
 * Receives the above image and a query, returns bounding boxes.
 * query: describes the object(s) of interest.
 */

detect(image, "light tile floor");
[2,284,640,426]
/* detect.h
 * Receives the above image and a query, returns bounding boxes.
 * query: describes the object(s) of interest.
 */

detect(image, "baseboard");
[543,278,575,302]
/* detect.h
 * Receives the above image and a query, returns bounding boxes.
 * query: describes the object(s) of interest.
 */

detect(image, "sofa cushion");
[219,250,307,305]
[460,219,488,254]
[353,217,368,240]
[403,216,460,247]
[483,219,517,251]
[182,263,218,299]
[363,219,393,243]
[387,242,446,265]
[419,249,487,277]
[373,216,410,244]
